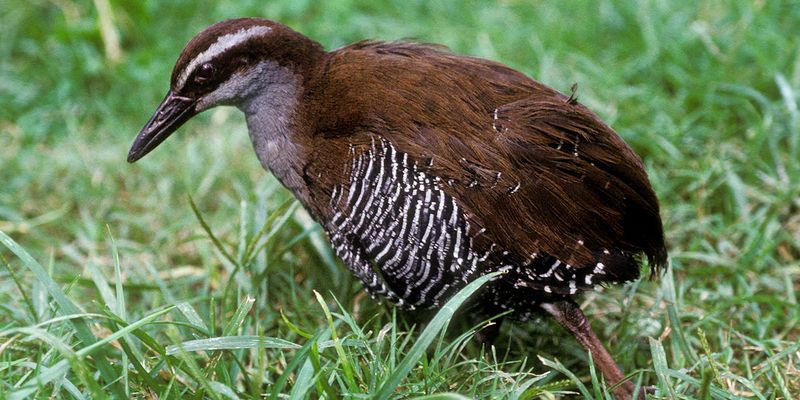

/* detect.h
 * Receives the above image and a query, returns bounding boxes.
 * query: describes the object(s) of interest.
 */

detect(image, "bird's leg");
[541,300,638,400]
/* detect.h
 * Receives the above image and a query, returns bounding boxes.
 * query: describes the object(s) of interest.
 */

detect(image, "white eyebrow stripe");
[176,25,272,89]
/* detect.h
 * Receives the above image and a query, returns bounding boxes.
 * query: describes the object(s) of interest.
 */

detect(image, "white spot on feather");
[594,262,605,274]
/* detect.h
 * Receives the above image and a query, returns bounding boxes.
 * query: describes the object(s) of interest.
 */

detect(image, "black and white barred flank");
[328,138,489,309]
[327,137,635,314]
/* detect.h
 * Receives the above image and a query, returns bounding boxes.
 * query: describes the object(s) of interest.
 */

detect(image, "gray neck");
[233,63,309,202]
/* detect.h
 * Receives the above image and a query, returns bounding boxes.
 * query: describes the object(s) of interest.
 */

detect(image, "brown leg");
[541,300,638,400]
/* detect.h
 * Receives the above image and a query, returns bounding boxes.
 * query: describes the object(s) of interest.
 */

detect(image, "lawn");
[1,1,798,398]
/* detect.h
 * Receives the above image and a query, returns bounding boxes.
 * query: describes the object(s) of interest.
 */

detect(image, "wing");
[391,94,667,278]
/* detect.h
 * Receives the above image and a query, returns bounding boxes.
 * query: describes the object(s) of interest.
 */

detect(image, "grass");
[1,0,798,398]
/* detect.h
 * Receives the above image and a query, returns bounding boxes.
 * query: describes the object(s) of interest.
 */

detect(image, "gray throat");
[237,64,308,203]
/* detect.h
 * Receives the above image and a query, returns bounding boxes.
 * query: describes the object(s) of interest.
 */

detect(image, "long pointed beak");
[127,91,198,163]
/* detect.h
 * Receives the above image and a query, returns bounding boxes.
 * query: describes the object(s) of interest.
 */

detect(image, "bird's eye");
[194,63,215,84]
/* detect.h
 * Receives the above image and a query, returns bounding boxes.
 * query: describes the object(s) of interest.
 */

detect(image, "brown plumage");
[128,18,667,399]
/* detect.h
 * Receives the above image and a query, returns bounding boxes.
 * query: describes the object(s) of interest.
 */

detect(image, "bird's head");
[127,18,323,163]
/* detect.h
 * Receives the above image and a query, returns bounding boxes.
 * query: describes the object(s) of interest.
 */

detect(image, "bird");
[127,18,667,399]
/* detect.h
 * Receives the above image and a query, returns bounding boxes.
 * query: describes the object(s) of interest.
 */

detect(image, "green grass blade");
[314,290,357,393]
[83,260,117,316]
[289,349,321,399]
[0,258,38,323]
[165,335,300,354]
[208,381,241,400]
[8,305,175,399]
[167,333,223,400]
[661,266,697,365]
[246,201,301,265]
[241,198,296,265]
[176,302,210,334]
[108,227,126,321]
[107,227,135,398]
[661,368,751,400]
[59,377,87,400]
[280,308,313,339]
[410,394,472,400]
[270,330,325,399]
[222,296,255,336]
[515,378,573,399]
[537,357,590,398]
[188,195,236,266]
[649,337,676,399]
[375,271,502,400]
[0,230,125,398]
